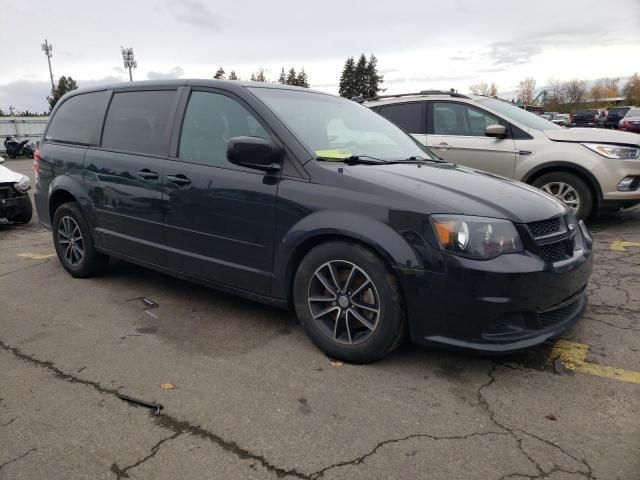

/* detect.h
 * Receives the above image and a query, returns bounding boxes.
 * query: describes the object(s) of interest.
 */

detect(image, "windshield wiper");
[316,155,387,165]
[387,156,446,164]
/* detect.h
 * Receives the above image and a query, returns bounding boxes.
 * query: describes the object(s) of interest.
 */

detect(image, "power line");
[121,47,137,82]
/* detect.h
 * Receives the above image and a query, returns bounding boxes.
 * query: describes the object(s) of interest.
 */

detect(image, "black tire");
[532,171,593,220]
[7,196,32,224]
[52,202,108,278]
[293,241,406,364]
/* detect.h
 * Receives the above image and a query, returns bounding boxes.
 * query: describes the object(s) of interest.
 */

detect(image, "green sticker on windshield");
[315,149,352,159]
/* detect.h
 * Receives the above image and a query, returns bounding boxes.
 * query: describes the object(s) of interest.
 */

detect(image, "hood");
[544,127,640,146]
[0,164,26,183]
[343,162,567,224]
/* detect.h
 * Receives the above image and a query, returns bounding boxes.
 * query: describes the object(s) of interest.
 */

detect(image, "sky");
[1,0,639,112]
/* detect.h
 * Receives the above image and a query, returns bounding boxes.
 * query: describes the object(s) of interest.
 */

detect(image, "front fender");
[271,210,424,300]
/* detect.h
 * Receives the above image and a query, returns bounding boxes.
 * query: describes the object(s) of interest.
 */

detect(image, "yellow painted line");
[17,253,56,260]
[549,340,640,385]
[610,240,640,251]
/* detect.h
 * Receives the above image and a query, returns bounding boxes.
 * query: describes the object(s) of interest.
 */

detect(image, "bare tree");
[547,78,565,103]
[603,77,620,97]
[589,79,606,102]
[564,79,587,104]
[516,77,536,105]
[469,82,498,96]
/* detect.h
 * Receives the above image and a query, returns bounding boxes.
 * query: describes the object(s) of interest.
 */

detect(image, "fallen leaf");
[160,383,175,390]
[545,414,557,421]
[329,361,343,368]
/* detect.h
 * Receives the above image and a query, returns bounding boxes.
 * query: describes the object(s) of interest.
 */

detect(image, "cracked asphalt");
[1,157,639,480]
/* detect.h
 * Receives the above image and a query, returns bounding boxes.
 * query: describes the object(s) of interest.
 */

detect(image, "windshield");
[609,107,629,114]
[626,109,640,116]
[249,87,435,162]
[475,97,561,131]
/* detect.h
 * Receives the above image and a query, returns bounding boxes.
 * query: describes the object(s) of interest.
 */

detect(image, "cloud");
[385,74,476,85]
[146,67,184,80]
[488,42,542,66]
[160,0,224,30]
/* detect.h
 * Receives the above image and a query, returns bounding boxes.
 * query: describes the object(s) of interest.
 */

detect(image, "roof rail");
[358,89,470,103]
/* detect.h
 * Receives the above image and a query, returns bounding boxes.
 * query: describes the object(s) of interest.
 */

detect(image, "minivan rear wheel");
[293,241,406,363]
[532,172,593,220]
[52,202,108,278]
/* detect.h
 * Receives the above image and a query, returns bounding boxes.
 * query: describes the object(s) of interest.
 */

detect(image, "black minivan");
[34,80,593,363]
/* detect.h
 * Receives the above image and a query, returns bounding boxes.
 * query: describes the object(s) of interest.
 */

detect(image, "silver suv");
[364,91,640,219]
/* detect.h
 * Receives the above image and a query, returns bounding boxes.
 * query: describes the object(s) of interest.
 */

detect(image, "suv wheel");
[52,202,108,278]
[293,241,406,363]
[532,172,593,220]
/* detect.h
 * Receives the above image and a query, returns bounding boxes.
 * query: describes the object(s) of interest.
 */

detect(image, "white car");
[0,158,33,223]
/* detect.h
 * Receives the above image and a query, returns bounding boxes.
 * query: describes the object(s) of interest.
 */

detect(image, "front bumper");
[397,222,593,354]
[0,195,27,219]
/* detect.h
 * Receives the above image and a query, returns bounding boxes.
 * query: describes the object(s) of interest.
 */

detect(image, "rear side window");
[179,91,270,169]
[46,91,110,145]
[102,90,176,155]
[378,102,425,134]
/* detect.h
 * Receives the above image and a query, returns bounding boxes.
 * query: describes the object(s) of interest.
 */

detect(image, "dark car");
[33,80,593,363]
[605,106,631,129]
[571,109,599,128]
[618,108,640,133]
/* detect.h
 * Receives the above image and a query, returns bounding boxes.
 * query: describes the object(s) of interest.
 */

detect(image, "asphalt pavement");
[1,157,639,479]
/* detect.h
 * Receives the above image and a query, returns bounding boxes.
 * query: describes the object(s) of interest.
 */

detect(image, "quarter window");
[179,91,270,168]
[102,90,177,155]
[378,102,425,134]
[45,91,110,145]
[432,102,504,137]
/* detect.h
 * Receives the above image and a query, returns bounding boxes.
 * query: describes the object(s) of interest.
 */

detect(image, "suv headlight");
[14,175,31,193]
[431,215,523,260]
[583,143,639,159]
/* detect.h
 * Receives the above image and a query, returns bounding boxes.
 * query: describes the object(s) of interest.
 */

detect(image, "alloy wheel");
[540,182,580,213]
[58,216,84,267]
[307,260,381,345]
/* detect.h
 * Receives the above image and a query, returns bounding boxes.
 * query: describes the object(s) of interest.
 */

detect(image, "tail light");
[33,149,40,179]
[592,115,598,122]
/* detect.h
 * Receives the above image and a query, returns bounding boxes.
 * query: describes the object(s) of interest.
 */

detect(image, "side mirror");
[485,124,506,138]
[227,136,282,172]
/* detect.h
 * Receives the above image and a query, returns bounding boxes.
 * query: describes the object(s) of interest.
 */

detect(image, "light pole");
[121,47,137,82]
[41,39,55,92]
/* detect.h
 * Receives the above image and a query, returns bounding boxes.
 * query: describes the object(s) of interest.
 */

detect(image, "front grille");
[0,186,12,200]
[527,217,561,237]
[539,298,583,328]
[539,241,572,263]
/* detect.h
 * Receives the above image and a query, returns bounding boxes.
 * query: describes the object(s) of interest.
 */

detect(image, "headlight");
[14,175,31,193]
[583,143,639,159]
[431,215,523,260]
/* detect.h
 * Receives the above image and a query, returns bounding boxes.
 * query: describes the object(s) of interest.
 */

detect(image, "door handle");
[435,142,451,150]
[137,169,159,180]
[166,174,192,186]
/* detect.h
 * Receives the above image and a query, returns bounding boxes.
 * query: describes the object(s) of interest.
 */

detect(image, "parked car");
[34,80,593,363]
[551,114,571,127]
[364,91,640,219]
[540,114,553,121]
[605,106,632,129]
[619,107,640,133]
[571,109,600,128]
[0,157,33,223]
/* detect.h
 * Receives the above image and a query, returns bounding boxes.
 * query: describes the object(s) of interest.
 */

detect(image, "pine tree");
[228,70,238,80]
[286,68,297,86]
[338,57,356,98]
[353,54,368,98]
[278,68,287,84]
[213,66,226,80]
[250,73,257,81]
[364,54,383,98]
[254,68,267,82]
[47,76,79,112]
[296,68,309,88]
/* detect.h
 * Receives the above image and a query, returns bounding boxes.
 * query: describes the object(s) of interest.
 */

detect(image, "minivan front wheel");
[293,241,406,363]
[532,172,593,219]
[52,202,108,277]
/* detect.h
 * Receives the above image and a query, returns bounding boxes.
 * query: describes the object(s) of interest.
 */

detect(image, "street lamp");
[41,39,55,92]
[121,47,137,82]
